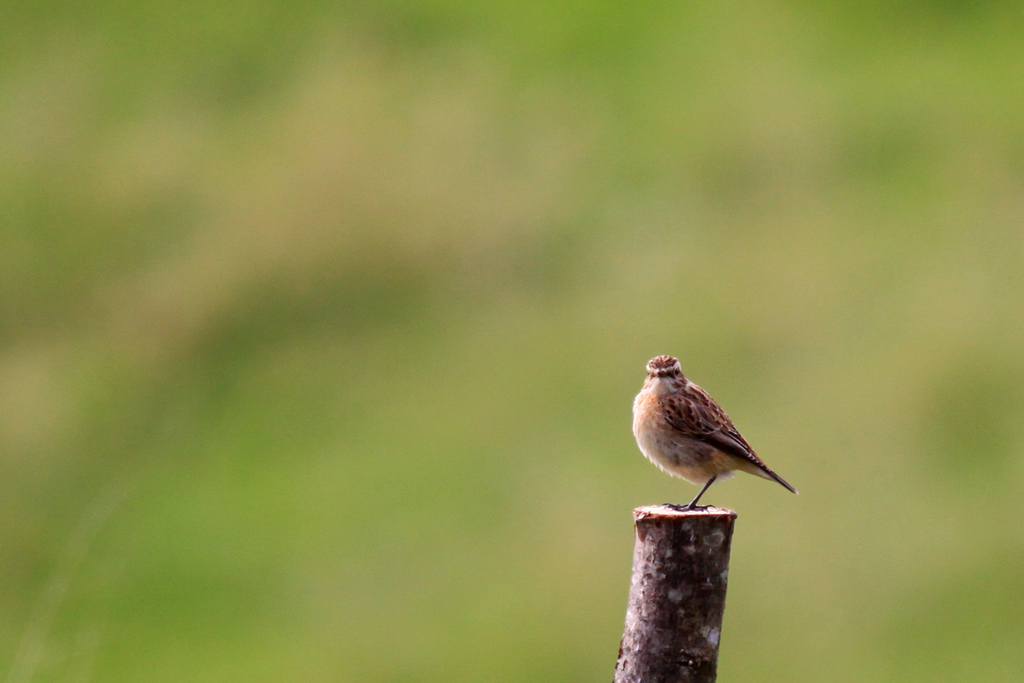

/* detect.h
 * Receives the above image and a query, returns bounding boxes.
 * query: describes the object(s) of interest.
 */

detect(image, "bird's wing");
[662,384,766,467]
[662,383,798,494]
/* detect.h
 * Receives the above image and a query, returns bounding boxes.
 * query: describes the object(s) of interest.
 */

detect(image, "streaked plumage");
[633,355,797,508]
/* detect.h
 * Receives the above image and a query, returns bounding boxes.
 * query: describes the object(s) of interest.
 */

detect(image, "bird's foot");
[662,503,708,512]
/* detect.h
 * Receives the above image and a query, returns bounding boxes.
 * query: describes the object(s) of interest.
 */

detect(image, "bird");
[632,355,797,510]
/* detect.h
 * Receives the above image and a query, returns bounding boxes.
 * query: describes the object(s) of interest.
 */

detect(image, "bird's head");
[645,355,683,378]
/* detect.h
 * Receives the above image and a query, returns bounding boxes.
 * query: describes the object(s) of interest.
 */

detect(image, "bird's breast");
[633,387,720,484]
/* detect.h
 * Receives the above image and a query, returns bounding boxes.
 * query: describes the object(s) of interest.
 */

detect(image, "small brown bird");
[633,355,797,509]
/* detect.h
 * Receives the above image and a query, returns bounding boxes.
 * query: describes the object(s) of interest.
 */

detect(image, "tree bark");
[613,505,737,683]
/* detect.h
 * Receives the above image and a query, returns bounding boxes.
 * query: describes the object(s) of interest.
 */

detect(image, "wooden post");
[613,505,737,683]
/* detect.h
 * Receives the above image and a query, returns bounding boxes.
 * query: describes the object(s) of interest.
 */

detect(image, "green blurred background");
[3,1,1024,681]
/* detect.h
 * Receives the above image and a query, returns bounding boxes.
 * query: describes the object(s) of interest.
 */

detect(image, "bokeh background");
[3,1,1024,681]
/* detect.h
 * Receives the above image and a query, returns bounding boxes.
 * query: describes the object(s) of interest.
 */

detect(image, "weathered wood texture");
[613,505,737,683]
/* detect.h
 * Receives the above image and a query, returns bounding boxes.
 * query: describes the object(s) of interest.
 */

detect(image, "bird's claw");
[662,503,708,512]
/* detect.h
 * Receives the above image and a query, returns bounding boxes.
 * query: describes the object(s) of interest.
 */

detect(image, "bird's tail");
[727,450,799,494]
[763,467,798,495]
[738,459,798,494]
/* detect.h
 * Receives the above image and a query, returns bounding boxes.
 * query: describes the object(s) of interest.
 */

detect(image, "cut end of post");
[635,504,737,520]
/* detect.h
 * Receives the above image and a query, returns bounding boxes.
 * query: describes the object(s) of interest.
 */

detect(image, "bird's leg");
[680,475,717,511]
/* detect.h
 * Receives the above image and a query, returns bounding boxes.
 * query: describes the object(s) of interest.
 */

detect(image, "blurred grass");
[3,1,1024,681]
